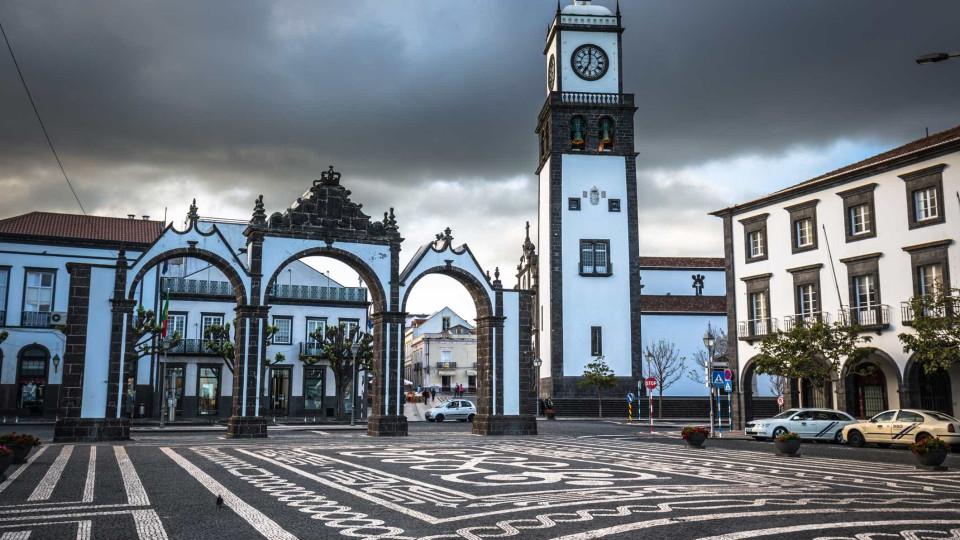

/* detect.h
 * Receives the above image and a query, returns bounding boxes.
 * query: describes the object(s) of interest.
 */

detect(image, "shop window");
[17,345,48,414]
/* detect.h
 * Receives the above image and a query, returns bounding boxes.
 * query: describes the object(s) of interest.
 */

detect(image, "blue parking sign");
[711,371,726,387]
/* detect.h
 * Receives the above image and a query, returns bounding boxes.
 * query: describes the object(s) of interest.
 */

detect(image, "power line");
[0,16,86,215]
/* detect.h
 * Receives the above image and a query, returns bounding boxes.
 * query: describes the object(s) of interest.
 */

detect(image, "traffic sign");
[723,368,733,381]
[645,377,658,391]
[723,380,733,393]
[777,395,785,407]
[711,371,725,387]
[626,392,635,404]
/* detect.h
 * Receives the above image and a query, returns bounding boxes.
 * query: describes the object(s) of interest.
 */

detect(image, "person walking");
[430,387,436,402]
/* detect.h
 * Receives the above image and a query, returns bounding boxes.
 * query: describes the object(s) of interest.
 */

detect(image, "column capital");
[475,315,506,326]
[370,311,406,324]
[110,298,137,312]
[234,304,271,319]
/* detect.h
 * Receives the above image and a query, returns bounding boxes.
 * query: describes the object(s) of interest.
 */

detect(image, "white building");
[404,307,476,392]
[0,212,368,419]
[712,125,960,424]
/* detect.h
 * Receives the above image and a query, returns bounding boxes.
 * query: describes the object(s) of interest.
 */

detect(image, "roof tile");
[0,212,163,245]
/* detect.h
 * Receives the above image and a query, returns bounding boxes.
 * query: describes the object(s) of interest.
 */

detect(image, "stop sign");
[644,377,658,390]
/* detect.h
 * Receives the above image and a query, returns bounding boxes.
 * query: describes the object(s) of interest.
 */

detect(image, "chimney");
[142,215,150,220]
[127,214,135,220]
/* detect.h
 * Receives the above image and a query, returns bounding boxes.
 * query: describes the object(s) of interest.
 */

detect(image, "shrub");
[776,431,802,442]
[0,433,42,447]
[911,436,950,454]
[681,426,710,440]
[0,445,11,458]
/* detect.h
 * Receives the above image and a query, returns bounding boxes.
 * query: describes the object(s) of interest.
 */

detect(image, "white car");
[745,408,858,443]
[425,399,477,422]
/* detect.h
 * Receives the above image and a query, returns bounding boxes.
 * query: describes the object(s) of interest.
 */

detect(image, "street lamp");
[159,337,172,428]
[703,324,716,437]
[533,358,543,416]
[916,51,960,65]
[350,341,360,427]
[52,354,61,373]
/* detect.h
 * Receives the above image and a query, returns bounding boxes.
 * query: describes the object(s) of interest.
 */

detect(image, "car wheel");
[876,443,891,449]
[915,432,932,443]
[435,414,444,422]
[772,427,788,439]
[847,430,865,447]
[467,413,475,422]
[752,437,765,441]
[834,430,845,444]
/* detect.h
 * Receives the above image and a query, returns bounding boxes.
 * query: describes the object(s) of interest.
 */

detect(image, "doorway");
[268,367,291,416]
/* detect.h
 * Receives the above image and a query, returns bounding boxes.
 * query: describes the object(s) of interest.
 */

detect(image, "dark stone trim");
[840,253,883,307]
[0,234,153,252]
[739,214,769,264]
[720,214,744,428]
[226,416,268,439]
[899,164,947,230]
[54,418,130,443]
[839,252,882,265]
[740,273,773,283]
[903,240,953,295]
[784,199,819,254]
[786,263,824,274]
[838,184,878,243]
[472,414,537,436]
[902,239,953,253]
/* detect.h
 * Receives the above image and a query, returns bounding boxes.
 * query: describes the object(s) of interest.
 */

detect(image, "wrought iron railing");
[436,362,457,369]
[901,295,959,325]
[782,312,831,331]
[838,305,890,329]
[161,277,234,297]
[167,338,220,356]
[270,284,367,303]
[299,342,324,357]
[737,318,778,340]
[21,311,51,327]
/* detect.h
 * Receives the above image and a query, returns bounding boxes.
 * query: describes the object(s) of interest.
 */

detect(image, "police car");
[842,409,960,448]
[745,408,858,443]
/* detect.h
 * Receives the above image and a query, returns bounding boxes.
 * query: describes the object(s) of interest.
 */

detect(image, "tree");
[899,283,960,375]
[645,340,686,418]
[768,375,786,398]
[753,319,874,407]
[686,328,727,385]
[132,306,182,361]
[0,330,7,346]
[579,356,617,418]
[204,322,284,374]
[300,323,373,421]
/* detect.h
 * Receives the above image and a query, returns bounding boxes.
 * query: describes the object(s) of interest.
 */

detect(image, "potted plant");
[0,445,12,479]
[911,436,950,468]
[545,407,556,420]
[775,431,802,456]
[681,426,709,447]
[0,433,42,464]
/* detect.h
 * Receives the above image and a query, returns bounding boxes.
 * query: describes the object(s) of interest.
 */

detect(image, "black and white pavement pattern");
[1,423,959,539]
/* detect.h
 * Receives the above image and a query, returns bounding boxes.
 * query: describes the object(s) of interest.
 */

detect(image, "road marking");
[77,520,91,540]
[0,447,48,495]
[310,430,330,436]
[160,447,297,540]
[28,445,73,501]
[82,447,96,503]
[697,519,960,539]
[0,531,31,539]
[131,509,168,540]
[114,446,149,506]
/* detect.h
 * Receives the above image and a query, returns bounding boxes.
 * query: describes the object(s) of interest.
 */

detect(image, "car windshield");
[772,409,799,419]
[926,411,960,423]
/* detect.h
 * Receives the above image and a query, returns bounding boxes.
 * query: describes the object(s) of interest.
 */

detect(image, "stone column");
[367,311,408,436]
[472,311,534,436]
[226,304,270,438]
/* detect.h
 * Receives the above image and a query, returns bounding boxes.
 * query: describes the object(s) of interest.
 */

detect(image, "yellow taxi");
[842,409,960,448]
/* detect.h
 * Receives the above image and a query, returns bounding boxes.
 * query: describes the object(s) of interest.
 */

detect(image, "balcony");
[436,362,457,369]
[901,295,959,326]
[559,92,632,106]
[838,305,890,332]
[161,277,234,297]
[782,312,831,331]
[21,311,52,327]
[269,284,367,303]
[299,342,324,358]
[167,338,221,356]
[737,318,778,342]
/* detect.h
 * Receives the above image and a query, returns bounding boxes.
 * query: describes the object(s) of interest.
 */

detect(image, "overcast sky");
[2,0,960,322]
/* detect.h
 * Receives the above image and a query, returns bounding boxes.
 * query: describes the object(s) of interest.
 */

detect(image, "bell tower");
[535,0,642,398]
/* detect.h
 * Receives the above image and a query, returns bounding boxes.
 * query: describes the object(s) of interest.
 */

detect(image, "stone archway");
[904,355,956,416]
[840,350,902,418]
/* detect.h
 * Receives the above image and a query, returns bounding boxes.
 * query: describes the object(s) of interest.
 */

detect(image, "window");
[896,411,923,423]
[272,317,292,345]
[341,319,360,338]
[306,318,327,344]
[750,292,768,321]
[579,240,611,276]
[914,187,939,221]
[748,231,765,258]
[904,240,951,299]
[17,346,48,411]
[590,326,602,356]
[853,275,876,309]
[441,350,452,363]
[900,164,946,229]
[0,267,8,323]
[303,367,326,411]
[598,117,613,151]
[23,269,55,312]
[168,313,187,339]
[608,199,620,212]
[797,284,816,317]
[201,314,224,339]
[872,411,896,422]
[197,366,220,416]
[918,263,943,296]
[841,253,883,326]
[795,218,813,248]
[570,116,585,150]
[850,204,871,235]
[788,264,822,323]
[568,197,581,211]
[838,183,877,242]
[441,316,451,332]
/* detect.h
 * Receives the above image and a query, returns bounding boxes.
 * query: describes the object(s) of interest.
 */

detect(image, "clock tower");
[535,0,642,399]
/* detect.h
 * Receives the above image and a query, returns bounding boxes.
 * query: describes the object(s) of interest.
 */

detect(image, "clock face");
[571,44,609,81]
[548,55,556,89]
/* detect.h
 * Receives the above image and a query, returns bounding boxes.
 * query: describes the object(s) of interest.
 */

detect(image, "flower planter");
[915,449,948,468]
[0,453,12,479]
[775,438,801,456]
[545,410,556,420]
[685,432,707,448]
[10,444,32,464]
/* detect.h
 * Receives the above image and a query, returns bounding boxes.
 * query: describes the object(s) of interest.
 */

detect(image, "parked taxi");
[745,408,858,443]
[842,409,960,448]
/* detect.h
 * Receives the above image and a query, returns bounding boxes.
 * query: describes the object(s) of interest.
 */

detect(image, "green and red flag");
[160,290,170,337]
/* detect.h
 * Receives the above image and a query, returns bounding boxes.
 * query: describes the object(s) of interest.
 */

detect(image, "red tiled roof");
[638,256,724,269]
[713,124,960,215]
[641,295,727,314]
[0,212,164,245]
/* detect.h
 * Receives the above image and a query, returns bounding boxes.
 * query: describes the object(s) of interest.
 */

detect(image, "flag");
[160,290,170,337]
[161,260,169,275]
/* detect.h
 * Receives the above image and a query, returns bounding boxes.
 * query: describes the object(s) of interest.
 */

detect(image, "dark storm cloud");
[1,0,959,270]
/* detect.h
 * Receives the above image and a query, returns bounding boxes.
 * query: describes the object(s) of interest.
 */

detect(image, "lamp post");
[644,351,653,423]
[533,358,543,416]
[703,324,716,437]
[350,341,360,427]
[159,337,172,428]
[916,51,960,65]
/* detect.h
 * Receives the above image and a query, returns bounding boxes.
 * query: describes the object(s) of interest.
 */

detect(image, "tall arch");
[263,246,387,313]
[904,354,956,416]
[128,248,249,304]
[840,349,902,417]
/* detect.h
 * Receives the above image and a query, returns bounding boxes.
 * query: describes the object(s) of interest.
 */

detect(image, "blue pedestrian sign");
[712,371,726,387]
[723,380,733,393]
[626,392,635,404]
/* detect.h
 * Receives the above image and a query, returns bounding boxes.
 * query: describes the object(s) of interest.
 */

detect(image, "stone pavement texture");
[1,422,959,539]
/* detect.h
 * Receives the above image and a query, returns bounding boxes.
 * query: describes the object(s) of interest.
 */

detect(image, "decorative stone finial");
[495,267,500,280]
[385,207,398,232]
[319,165,341,186]
[187,199,199,225]
[252,194,266,226]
